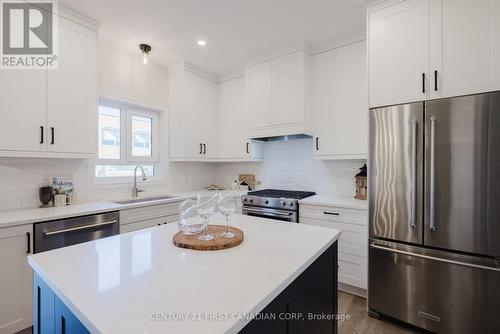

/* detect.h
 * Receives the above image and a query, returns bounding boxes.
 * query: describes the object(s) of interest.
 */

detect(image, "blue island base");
[34,274,89,334]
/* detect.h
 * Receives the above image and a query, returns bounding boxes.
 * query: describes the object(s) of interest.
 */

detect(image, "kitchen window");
[92,99,160,183]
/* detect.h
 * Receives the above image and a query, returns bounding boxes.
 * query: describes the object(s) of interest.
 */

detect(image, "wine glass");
[218,194,236,238]
[196,195,217,241]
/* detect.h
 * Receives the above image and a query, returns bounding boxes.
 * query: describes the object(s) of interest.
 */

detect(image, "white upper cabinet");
[0,70,46,152]
[430,0,500,99]
[368,0,500,107]
[311,40,368,160]
[272,52,306,126]
[245,44,310,138]
[217,75,263,161]
[47,16,97,155]
[168,63,218,161]
[0,10,97,158]
[245,62,273,130]
[368,0,430,108]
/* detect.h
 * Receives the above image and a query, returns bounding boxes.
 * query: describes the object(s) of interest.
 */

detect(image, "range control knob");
[243,198,248,202]
[280,200,286,206]
[264,200,269,205]
[249,199,253,203]
[288,202,294,207]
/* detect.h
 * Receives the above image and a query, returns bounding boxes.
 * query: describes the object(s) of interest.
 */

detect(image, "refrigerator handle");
[370,242,500,272]
[430,116,437,231]
[411,119,418,229]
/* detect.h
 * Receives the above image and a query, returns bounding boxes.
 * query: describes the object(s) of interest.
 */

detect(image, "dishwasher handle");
[43,220,118,237]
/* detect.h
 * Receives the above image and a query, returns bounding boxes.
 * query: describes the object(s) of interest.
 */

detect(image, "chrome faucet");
[132,165,147,197]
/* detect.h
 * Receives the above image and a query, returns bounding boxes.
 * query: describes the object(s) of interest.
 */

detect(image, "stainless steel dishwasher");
[33,211,120,253]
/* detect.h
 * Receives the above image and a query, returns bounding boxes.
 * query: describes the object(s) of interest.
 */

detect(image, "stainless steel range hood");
[250,134,312,142]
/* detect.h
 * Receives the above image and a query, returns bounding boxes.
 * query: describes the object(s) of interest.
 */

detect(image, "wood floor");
[338,291,425,334]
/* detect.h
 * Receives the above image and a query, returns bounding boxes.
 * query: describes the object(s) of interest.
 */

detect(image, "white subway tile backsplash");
[216,138,366,198]
[0,139,365,211]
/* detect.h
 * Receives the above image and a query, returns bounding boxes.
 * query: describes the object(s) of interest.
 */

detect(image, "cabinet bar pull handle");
[43,220,118,236]
[40,126,44,144]
[26,232,31,253]
[246,142,250,154]
[203,143,206,154]
[429,117,436,231]
[411,119,418,229]
[199,143,203,154]
[50,127,55,145]
[315,137,319,150]
[422,73,426,93]
[323,211,340,216]
[434,70,438,91]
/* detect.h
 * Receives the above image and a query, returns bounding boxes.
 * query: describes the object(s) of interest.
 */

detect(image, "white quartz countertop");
[0,190,247,228]
[0,201,124,228]
[28,214,341,334]
[298,195,368,210]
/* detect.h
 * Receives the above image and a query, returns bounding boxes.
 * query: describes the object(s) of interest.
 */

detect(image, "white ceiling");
[61,0,371,75]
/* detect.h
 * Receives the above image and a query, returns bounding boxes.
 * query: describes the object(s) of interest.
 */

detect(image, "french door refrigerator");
[368,91,500,333]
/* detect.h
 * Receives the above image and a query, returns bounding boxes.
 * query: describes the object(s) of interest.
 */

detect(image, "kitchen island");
[28,214,340,334]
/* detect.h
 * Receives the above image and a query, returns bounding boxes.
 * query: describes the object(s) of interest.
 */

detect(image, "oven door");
[242,206,297,223]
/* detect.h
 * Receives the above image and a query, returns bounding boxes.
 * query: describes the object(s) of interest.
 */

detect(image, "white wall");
[0,40,217,212]
[216,138,366,197]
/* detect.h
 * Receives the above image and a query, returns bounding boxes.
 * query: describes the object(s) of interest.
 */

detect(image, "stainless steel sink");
[114,195,178,205]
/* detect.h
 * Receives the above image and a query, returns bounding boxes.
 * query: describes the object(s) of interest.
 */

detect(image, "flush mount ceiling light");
[139,43,152,65]
[197,40,207,46]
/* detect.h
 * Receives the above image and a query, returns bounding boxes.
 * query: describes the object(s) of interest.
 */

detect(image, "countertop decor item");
[196,194,217,241]
[172,225,244,251]
[178,199,204,235]
[38,179,54,208]
[239,174,256,190]
[354,164,367,200]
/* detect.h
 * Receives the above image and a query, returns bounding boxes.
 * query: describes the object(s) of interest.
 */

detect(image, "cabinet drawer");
[300,204,367,225]
[338,253,367,289]
[120,215,179,234]
[120,202,181,224]
[300,217,368,257]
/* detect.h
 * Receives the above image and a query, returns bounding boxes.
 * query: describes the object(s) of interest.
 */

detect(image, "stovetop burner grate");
[247,189,316,200]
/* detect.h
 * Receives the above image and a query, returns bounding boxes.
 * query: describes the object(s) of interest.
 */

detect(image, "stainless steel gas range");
[241,189,316,223]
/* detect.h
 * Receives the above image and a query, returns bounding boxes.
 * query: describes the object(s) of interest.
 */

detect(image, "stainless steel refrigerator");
[368,91,500,333]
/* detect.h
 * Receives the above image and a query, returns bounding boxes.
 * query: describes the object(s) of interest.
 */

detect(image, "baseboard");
[338,282,367,298]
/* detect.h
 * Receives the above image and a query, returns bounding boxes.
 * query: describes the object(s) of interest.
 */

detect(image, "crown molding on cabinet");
[309,31,366,56]
[219,71,244,83]
[59,4,100,30]
[366,0,405,13]
[244,41,308,68]
[169,62,219,83]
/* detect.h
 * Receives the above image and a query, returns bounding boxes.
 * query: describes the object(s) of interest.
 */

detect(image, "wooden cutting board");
[172,225,244,251]
[239,174,256,188]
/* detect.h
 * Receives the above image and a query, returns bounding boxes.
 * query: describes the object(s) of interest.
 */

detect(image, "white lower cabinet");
[120,202,181,234]
[300,203,368,293]
[0,225,33,334]
[120,215,179,234]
